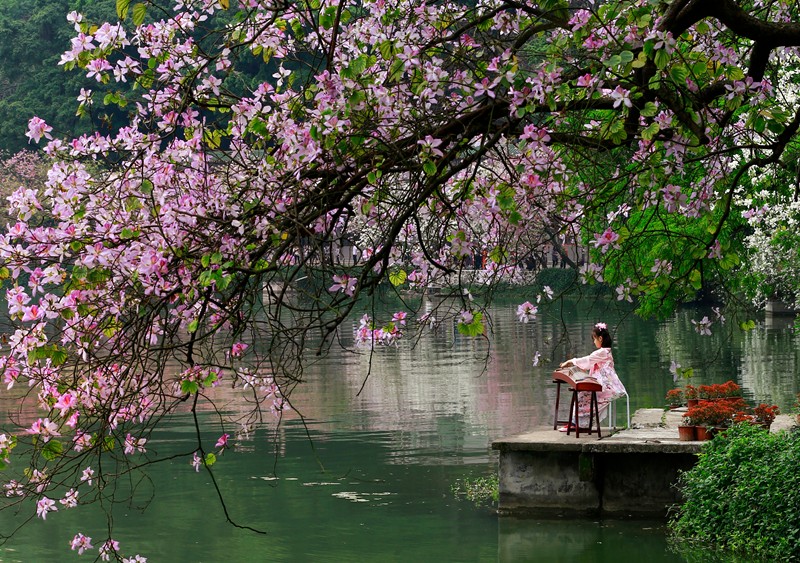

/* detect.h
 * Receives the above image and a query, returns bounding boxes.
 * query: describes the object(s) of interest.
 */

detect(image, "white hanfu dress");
[567,347,627,427]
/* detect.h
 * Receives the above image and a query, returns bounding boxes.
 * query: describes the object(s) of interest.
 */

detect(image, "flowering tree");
[3,0,800,556]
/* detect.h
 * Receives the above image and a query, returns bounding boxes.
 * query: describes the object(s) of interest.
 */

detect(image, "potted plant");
[684,400,737,439]
[718,380,743,401]
[698,384,716,401]
[684,384,699,408]
[666,388,684,410]
[753,403,780,430]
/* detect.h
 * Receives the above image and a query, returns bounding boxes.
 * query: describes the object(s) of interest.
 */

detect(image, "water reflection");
[1,297,798,561]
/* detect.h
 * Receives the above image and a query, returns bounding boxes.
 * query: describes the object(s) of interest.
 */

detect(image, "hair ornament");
[595,322,607,330]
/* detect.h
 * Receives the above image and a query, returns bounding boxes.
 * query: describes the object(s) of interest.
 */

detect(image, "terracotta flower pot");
[678,425,697,441]
[695,426,710,440]
[687,399,699,408]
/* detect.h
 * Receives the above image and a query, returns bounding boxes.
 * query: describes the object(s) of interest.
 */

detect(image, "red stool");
[552,369,602,438]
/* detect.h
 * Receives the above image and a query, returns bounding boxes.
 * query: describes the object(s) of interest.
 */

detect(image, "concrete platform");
[491,409,797,517]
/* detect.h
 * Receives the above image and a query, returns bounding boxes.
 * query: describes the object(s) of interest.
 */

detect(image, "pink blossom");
[124,434,147,455]
[516,301,538,323]
[60,488,79,508]
[230,342,248,358]
[26,117,53,144]
[593,228,620,253]
[691,316,713,336]
[215,433,230,449]
[610,86,632,108]
[329,274,357,296]
[81,467,95,486]
[391,312,407,326]
[54,392,77,416]
[70,533,94,555]
[36,497,57,519]
[28,418,60,442]
[191,452,202,472]
[99,539,121,562]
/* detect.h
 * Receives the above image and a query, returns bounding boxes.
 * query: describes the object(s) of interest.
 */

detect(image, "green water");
[2,297,798,561]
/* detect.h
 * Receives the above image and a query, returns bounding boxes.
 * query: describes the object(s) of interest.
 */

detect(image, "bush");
[669,424,800,560]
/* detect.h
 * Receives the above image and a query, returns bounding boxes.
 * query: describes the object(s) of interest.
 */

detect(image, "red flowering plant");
[718,380,742,398]
[698,384,716,400]
[666,388,684,408]
[683,400,738,428]
[753,404,780,425]
[697,381,742,400]
[684,384,698,401]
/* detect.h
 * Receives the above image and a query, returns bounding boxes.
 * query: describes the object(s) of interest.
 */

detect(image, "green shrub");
[669,424,800,560]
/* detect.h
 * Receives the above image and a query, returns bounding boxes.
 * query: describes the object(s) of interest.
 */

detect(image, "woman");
[558,322,627,431]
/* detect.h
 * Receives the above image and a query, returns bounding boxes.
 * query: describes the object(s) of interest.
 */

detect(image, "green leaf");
[739,320,756,331]
[204,452,217,466]
[187,320,199,333]
[640,101,659,117]
[457,311,485,337]
[654,49,670,70]
[42,439,64,461]
[132,3,147,26]
[201,255,211,268]
[378,40,395,60]
[203,371,218,387]
[766,120,785,135]
[116,0,131,20]
[181,380,199,395]
[641,122,660,141]
[423,160,437,176]
[688,269,702,290]
[670,64,688,84]
[120,227,140,240]
[389,269,407,286]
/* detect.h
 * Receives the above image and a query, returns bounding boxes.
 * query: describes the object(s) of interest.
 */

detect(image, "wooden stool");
[552,369,603,438]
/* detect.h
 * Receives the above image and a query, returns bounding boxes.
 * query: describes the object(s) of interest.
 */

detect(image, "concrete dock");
[492,408,796,518]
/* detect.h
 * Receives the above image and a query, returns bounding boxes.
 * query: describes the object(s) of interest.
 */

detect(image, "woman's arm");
[561,349,605,370]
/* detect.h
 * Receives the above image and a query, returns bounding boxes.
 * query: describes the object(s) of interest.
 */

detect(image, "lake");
[1,294,797,561]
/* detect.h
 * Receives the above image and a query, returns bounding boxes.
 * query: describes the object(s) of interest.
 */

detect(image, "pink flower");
[592,228,620,253]
[60,488,79,508]
[70,533,93,555]
[329,274,357,296]
[81,467,95,486]
[391,312,407,326]
[516,301,538,323]
[230,342,248,358]
[215,433,230,449]
[28,418,60,442]
[99,539,120,561]
[26,117,53,143]
[54,392,77,416]
[36,497,57,519]
[610,85,632,108]
[191,451,202,472]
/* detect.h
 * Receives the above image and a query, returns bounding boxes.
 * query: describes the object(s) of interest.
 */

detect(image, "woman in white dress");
[558,322,627,431]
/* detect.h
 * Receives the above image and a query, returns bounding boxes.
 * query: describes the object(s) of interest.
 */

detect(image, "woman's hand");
[560,360,572,368]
